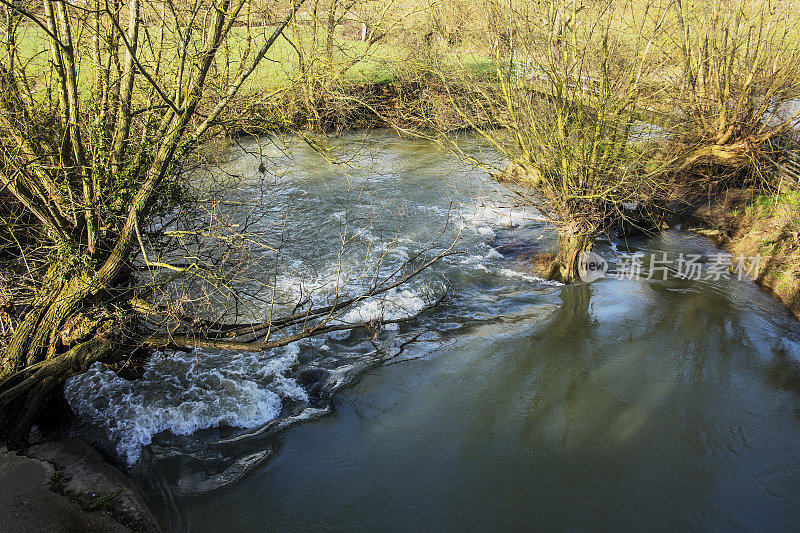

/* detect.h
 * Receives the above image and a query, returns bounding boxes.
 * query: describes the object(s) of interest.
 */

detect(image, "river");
[64,131,800,530]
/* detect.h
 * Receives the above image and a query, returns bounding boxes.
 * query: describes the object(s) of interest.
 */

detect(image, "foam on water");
[498,268,563,285]
[337,288,429,325]
[177,449,273,494]
[64,286,432,466]
[65,343,307,465]
[458,204,537,229]
[63,135,561,467]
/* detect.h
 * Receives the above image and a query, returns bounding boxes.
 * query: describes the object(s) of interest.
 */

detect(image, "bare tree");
[0,0,446,444]
[672,0,800,172]
[432,0,668,282]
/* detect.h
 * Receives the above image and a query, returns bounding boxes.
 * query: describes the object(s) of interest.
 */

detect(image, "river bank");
[1,438,159,532]
[213,74,496,137]
[682,188,800,320]
[494,156,800,322]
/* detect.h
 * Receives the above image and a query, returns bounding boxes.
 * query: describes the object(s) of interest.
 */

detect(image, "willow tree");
[0,0,444,444]
[673,0,800,172]
[434,0,668,283]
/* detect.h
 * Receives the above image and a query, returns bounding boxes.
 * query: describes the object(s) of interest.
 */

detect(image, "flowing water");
[64,131,800,530]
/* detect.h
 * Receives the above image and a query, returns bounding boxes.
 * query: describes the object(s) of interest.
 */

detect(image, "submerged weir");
[63,132,800,530]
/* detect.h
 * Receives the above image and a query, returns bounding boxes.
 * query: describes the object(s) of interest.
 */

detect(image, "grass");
[4,0,799,93]
[5,22,403,99]
[748,191,800,218]
[80,490,122,513]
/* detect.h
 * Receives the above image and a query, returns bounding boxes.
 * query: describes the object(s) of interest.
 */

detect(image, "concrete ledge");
[27,438,160,532]
[0,445,131,532]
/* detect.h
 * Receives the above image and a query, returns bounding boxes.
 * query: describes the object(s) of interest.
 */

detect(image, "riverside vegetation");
[1,0,800,455]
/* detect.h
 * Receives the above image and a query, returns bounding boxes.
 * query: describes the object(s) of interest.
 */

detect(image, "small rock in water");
[489,236,542,262]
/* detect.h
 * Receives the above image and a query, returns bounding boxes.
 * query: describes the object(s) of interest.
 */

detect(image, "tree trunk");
[544,228,594,284]
[679,140,751,171]
[0,334,116,445]
[325,0,337,65]
[0,273,120,445]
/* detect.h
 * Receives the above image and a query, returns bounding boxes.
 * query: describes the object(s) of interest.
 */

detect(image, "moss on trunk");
[544,229,594,284]
[0,270,122,445]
